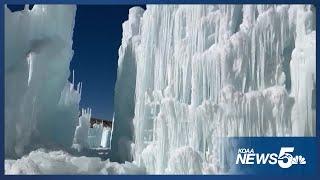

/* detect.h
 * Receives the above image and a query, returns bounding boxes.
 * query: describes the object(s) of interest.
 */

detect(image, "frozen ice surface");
[5,149,145,175]
[5,5,78,157]
[113,5,316,174]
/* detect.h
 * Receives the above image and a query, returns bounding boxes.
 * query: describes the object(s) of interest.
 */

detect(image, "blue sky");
[70,5,145,120]
[8,5,145,120]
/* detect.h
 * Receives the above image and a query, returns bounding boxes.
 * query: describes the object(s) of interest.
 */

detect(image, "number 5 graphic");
[278,147,294,168]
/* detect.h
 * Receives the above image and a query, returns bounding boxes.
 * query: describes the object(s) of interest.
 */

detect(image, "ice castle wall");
[114,5,316,173]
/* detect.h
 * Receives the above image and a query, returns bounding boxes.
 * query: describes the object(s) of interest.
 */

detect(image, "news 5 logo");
[236,147,306,168]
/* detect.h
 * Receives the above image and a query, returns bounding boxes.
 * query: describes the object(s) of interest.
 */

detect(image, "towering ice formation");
[5,5,78,157]
[114,5,316,174]
[111,7,145,162]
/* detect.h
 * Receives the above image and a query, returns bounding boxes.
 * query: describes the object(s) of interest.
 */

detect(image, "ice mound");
[5,149,145,175]
[5,5,78,157]
[113,5,316,174]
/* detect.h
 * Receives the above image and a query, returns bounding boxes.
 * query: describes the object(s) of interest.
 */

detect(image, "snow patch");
[5,149,145,175]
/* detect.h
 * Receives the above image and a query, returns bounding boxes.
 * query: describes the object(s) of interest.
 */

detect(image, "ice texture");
[5,5,78,157]
[5,149,145,175]
[113,5,316,174]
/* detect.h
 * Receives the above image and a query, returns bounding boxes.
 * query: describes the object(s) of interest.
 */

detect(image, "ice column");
[111,7,145,162]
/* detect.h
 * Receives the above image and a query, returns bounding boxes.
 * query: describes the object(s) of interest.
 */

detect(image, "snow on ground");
[5,149,145,175]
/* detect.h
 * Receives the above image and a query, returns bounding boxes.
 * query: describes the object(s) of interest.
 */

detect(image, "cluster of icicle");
[113,5,316,174]
[59,70,82,107]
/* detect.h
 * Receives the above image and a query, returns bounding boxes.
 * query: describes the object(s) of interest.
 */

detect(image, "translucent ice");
[5,5,78,157]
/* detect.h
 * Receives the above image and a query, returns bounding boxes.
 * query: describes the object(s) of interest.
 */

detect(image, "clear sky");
[8,5,145,120]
